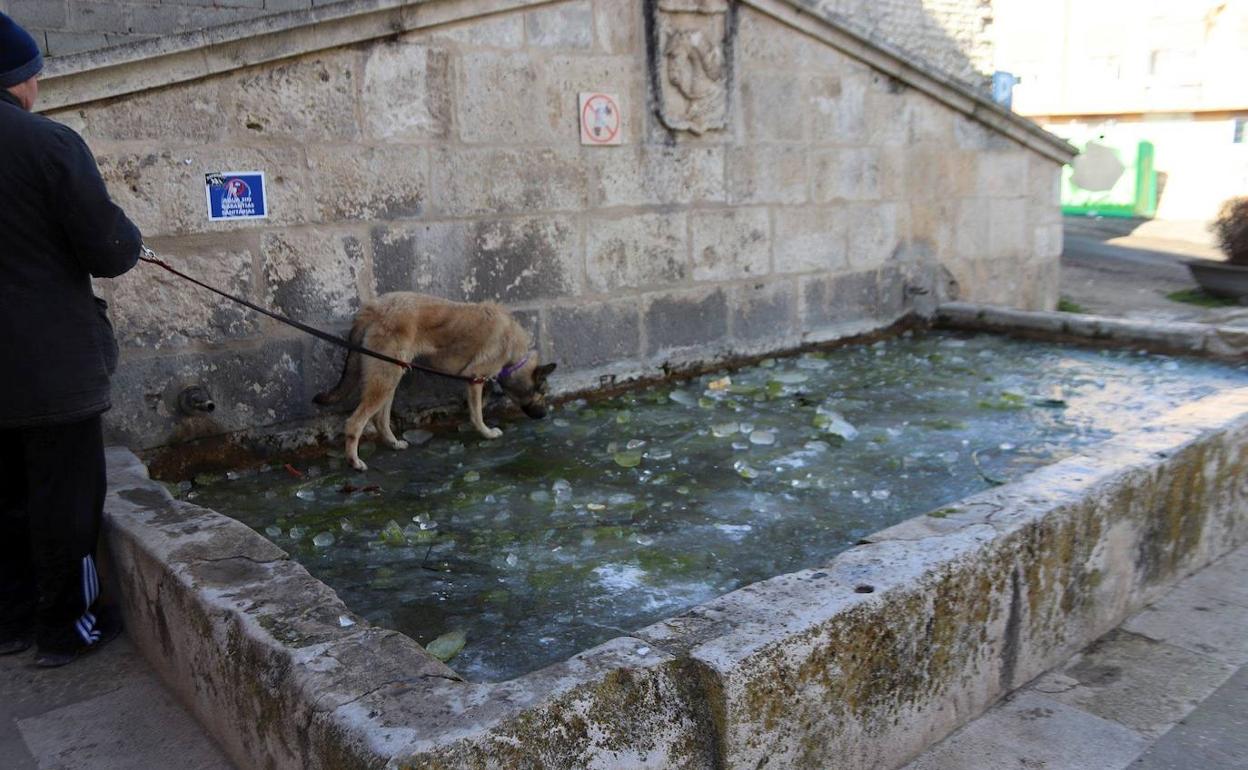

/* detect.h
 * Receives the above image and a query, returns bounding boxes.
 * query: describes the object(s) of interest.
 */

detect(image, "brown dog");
[314,293,556,471]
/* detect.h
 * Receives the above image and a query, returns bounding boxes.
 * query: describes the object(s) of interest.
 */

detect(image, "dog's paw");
[350,457,368,472]
[390,440,410,450]
[482,427,503,440]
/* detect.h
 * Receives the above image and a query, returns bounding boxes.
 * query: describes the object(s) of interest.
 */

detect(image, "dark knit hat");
[0,12,43,89]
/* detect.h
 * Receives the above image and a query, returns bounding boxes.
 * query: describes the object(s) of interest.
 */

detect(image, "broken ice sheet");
[313,531,335,548]
[813,409,858,440]
[711,422,740,438]
[402,429,433,445]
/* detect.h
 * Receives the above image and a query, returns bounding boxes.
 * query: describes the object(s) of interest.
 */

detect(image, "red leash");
[139,247,490,385]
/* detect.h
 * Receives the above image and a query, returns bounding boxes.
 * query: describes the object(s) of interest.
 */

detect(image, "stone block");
[9,0,66,28]
[589,145,725,207]
[105,238,258,349]
[546,54,643,141]
[68,1,129,33]
[954,114,1017,152]
[737,6,848,73]
[953,198,990,260]
[305,145,427,222]
[585,211,687,293]
[230,50,360,140]
[1029,155,1063,209]
[261,230,367,324]
[863,72,912,148]
[1034,222,1064,261]
[977,152,1029,198]
[44,30,108,56]
[526,1,594,49]
[807,73,866,145]
[107,339,309,448]
[744,72,806,143]
[988,198,1028,259]
[846,202,899,269]
[547,302,642,370]
[690,208,770,282]
[813,146,881,202]
[803,269,882,329]
[907,92,955,145]
[773,206,848,274]
[361,42,452,141]
[727,145,809,205]
[909,199,959,262]
[1122,580,1248,667]
[430,146,587,217]
[645,288,728,355]
[456,51,557,144]
[372,217,580,303]
[97,147,311,238]
[418,13,524,48]
[66,78,224,144]
[593,0,640,53]
[733,280,798,344]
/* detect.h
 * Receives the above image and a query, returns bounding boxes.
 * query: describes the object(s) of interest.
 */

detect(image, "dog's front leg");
[467,381,503,439]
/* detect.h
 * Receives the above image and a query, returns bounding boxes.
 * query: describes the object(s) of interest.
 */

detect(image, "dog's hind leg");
[467,381,503,439]
[376,393,408,451]
[345,367,404,471]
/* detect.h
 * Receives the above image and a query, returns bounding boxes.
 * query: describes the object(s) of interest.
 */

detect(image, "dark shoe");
[34,608,122,668]
[0,636,32,656]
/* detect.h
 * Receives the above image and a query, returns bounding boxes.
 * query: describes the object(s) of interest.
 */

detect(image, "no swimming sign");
[205,171,268,221]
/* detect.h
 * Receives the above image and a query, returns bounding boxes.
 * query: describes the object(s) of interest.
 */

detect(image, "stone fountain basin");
[101,303,1248,770]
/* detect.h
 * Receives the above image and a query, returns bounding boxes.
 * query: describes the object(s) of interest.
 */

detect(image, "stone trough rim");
[102,303,1248,769]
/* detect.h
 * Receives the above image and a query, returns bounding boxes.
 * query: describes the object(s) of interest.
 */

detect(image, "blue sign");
[992,71,1019,111]
[205,171,267,221]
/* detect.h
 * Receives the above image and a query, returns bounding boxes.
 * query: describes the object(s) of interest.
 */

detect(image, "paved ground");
[0,215,1240,769]
[903,545,1248,770]
[0,633,233,769]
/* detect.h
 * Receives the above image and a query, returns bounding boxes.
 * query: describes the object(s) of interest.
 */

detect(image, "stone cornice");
[37,0,1075,162]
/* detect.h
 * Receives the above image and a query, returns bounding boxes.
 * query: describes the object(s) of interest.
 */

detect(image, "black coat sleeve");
[43,124,143,279]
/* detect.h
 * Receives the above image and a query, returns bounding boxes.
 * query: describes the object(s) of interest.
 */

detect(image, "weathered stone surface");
[372,217,580,303]
[430,147,587,217]
[107,340,308,447]
[977,151,1029,198]
[525,1,594,49]
[261,230,366,324]
[733,280,798,343]
[104,239,258,349]
[812,147,881,202]
[690,208,770,282]
[585,211,687,293]
[988,197,1028,259]
[727,144,809,205]
[547,301,642,370]
[456,51,556,144]
[96,147,310,238]
[230,51,360,140]
[58,77,224,144]
[744,72,806,143]
[953,197,991,259]
[545,54,642,142]
[1122,581,1248,667]
[589,145,725,207]
[645,288,728,355]
[594,0,640,53]
[417,12,524,49]
[846,201,900,269]
[774,206,849,274]
[361,42,451,141]
[804,268,886,329]
[807,73,867,144]
[305,145,427,222]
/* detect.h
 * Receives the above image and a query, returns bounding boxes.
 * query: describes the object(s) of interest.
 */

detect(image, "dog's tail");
[313,319,366,406]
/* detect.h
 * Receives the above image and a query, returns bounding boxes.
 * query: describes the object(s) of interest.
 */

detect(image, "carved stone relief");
[648,0,734,135]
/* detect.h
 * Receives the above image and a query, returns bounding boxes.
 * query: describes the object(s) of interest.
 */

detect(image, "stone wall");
[40,0,1064,455]
[1,0,314,56]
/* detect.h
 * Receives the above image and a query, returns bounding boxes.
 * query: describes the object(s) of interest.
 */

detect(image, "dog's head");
[499,360,557,419]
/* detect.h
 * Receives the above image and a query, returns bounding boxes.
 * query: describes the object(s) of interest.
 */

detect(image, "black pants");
[0,415,106,652]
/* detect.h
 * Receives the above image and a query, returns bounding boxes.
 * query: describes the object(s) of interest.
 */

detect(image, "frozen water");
[712,422,740,438]
[192,332,1248,683]
[749,430,777,446]
[313,531,335,548]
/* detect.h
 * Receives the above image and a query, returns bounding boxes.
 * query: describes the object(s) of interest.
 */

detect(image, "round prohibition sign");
[581,93,621,144]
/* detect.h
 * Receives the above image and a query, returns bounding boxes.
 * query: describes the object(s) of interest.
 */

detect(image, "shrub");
[1212,196,1248,266]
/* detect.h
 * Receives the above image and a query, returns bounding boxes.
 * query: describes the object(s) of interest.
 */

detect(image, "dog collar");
[497,354,530,381]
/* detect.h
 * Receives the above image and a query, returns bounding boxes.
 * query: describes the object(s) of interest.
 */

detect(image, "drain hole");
[854,584,875,594]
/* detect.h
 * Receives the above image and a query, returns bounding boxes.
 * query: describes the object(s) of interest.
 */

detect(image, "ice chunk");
[402,429,433,445]
[586,502,606,511]
[813,410,858,440]
[626,439,647,450]
[288,526,306,540]
[708,376,732,391]
[295,488,316,501]
[1161,360,1179,371]
[380,520,406,546]
[749,430,776,445]
[613,450,643,468]
[340,520,355,532]
[337,615,355,628]
[616,411,632,424]
[530,489,551,502]
[426,630,467,662]
[711,422,740,438]
[313,531,335,548]
[871,489,890,500]
[633,533,655,546]
[608,492,636,505]
[645,448,672,461]
[264,525,282,539]
[733,460,760,480]
[505,552,519,567]
[463,470,480,482]
[669,390,698,407]
[797,357,830,370]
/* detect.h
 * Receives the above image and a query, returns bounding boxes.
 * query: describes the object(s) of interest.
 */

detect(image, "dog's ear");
[533,362,557,384]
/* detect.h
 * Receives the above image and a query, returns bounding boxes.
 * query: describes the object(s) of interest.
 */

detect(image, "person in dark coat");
[0,12,143,667]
